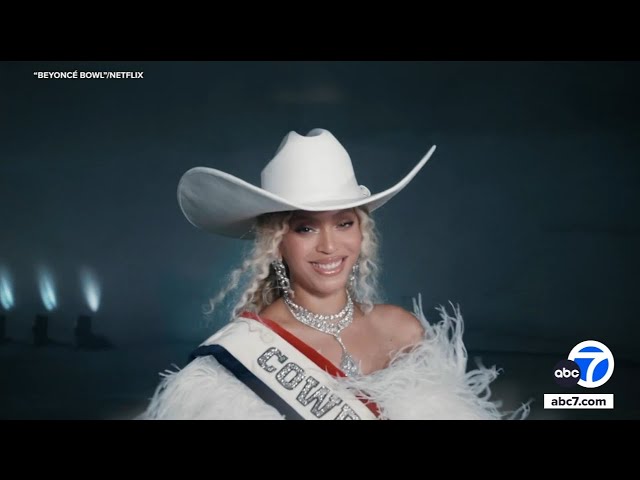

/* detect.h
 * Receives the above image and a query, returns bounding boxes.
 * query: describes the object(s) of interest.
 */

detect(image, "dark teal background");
[1,61,637,419]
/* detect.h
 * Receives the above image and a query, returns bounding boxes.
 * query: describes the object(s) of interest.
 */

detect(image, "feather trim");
[337,294,530,419]
[138,356,284,420]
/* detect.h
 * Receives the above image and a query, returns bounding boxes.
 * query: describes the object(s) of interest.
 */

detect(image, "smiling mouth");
[310,257,346,274]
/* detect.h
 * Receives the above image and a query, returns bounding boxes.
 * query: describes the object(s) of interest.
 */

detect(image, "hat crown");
[261,129,363,205]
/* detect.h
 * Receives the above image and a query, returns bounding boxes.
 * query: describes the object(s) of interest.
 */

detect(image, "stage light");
[0,266,14,344]
[79,267,100,313]
[37,266,57,312]
[0,266,14,311]
[75,267,112,349]
[33,313,50,347]
[74,313,114,350]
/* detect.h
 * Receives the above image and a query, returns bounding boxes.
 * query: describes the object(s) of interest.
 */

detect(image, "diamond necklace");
[283,291,360,376]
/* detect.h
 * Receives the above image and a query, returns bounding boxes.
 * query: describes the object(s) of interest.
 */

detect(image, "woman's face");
[279,209,362,297]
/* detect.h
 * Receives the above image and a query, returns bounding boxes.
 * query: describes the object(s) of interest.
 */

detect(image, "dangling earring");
[349,261,360,290]
[272,258,292,298]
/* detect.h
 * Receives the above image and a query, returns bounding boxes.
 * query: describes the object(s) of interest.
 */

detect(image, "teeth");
[313,259,342,270]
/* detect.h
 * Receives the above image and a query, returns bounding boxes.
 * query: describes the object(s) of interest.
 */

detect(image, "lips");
[310,257,347,275]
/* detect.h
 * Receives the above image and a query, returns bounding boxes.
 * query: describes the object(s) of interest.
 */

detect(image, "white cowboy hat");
[178,128,436,239]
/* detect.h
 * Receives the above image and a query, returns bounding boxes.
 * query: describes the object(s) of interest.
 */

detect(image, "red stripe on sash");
[240,311,381,418]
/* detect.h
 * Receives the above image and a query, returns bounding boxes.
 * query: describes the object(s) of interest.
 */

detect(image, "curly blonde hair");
[205,206,383,323]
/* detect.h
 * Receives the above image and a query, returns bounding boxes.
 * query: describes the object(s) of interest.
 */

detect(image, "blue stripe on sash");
[189,344,304,420]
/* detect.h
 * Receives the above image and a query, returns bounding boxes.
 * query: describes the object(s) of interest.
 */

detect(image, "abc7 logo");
[553,340,615,388]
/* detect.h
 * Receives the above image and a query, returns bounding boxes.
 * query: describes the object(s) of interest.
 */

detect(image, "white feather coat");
[139,296,529,420]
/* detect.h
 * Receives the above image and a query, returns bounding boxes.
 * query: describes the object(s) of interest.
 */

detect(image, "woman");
[141,128,528,420]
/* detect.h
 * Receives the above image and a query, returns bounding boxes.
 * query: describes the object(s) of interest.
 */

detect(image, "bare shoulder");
[370,303,425,349]
[258,299,298,329]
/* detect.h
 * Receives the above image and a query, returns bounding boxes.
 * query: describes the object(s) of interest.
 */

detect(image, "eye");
[294,226,314,233]
[339,221,355,228]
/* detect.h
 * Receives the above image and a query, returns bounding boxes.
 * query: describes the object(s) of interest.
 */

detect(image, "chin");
[313,279,349,295]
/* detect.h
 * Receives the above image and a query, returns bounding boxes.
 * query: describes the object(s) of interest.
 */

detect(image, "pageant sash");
[189,317,378,420]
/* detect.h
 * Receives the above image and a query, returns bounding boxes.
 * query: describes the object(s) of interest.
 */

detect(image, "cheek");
[349,230,363,251]
[281,237,308,263]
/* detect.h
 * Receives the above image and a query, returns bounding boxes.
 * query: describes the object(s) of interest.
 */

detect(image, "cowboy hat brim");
[178,145,436,239]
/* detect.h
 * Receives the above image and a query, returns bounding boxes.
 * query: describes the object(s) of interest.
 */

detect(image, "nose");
[316,227,336,254]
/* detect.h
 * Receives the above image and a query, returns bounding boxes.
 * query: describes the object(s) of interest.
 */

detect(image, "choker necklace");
[283,291,360,377]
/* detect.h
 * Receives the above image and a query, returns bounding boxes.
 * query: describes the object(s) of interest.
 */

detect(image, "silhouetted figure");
[33,314,50,347]
[75,315,114,350]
